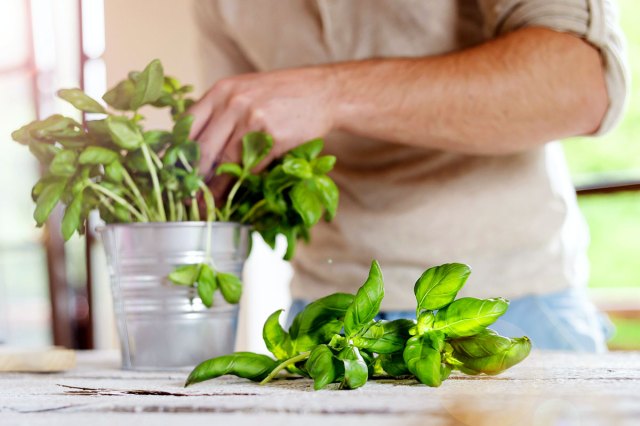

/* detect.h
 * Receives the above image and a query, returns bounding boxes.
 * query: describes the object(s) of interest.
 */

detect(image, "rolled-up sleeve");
[478,0,630,135]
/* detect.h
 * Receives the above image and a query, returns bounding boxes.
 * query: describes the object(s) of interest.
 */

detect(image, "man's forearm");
[329,27,608,155]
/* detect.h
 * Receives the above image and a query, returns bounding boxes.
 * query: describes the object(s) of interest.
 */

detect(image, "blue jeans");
[287,287,611,353]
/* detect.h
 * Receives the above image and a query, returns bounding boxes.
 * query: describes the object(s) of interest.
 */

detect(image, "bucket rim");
[95,221,251,234]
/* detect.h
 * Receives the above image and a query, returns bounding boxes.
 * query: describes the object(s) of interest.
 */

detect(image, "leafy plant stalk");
[88,182,146,222]
[140,144,166,221]
[12,58,339,308]
[186,260,532,390]
[121,169,151,220]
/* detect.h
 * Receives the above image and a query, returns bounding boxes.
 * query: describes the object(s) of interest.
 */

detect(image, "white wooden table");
[1,350,639,426]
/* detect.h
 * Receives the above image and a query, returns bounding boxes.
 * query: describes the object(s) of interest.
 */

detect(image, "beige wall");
[103,0,205,128]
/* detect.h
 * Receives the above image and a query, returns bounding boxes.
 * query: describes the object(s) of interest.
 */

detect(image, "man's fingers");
[197,110,237,177]
[187,91,217,141]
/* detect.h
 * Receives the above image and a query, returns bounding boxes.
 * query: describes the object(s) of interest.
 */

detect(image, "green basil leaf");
[78,146,119,165]
[314,175,339,220]
[185,352,278,386]
[179,84,194,94]
[216,163,243,177]
[344,260,384,337]
[352,319,414,354]
[183,172,201,194]
[106,116,144,150]
[151,93,175,108]
[289,293,354,352]
[34,178,67,226]
[337,346,368,390]
[441,364,453,381]
[414,263,471,311]
[416,311,436,335]
[85,119,113,146]
[125,149,149,172]
[113,204,131,222]
[288,138,323,161]
[197,264,217,308]
[262,309,293,361]
[103,79,135,110]
[29,142,60,164]
[311,155,336,174]
[105,160,125,183]
[403,333,446,387]
[306,344,341,390]
[453,336,531,376]
[22,115,80,142]
[180,140,200,164]
[144,130,172,149]
[241,132,273,171]
[57,88,106,114]
[131,59,164,110]
[282,157,313,179]
[282,227,297,261]
[164,76,181,92]
[162,146,180,167]
[449,329,513,358]
[360,349,377,377]
[168,264,200,286]
[379,352,410,377]
[290,179,324,227]
[61,192,83,241]
[70,169,90,196]
[49,150,77,177]
[11,123,33,145]
[31,178,48,202]
[172,114,194,145]
[128,71,140,82]
[217,272,243,304]
[264,164,295,194]
[433,297,509,338]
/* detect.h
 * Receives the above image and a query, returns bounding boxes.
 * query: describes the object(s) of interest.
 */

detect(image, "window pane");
[579,192,640,289]
[0,75,40,242]
[0,74,51,346]
[0,0,29,70]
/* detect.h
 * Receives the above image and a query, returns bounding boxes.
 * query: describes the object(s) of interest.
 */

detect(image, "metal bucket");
[98,222,250,370]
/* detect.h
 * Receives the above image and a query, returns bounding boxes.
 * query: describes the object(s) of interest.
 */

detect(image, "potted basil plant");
[11,59,339,370]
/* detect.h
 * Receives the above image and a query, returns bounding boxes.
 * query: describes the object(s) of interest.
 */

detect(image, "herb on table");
[185,261,531,390]
[11,58,339,306]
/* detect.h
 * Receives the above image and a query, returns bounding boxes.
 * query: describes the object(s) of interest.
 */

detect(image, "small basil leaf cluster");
[11,59,339,307]
[185,261,531,390]
[216,137,338,261]
[12,59,209,236]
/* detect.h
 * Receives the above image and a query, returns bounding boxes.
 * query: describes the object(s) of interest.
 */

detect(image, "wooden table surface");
[0,350,639,426]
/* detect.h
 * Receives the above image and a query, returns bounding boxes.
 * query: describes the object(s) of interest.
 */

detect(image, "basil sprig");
[185,260,531,390]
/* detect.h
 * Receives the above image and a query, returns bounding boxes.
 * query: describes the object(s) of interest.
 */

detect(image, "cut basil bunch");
[185,261,531,390]
[11,59,339,307]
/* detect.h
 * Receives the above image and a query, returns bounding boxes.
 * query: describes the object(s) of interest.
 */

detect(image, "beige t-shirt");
[194,0,629,309]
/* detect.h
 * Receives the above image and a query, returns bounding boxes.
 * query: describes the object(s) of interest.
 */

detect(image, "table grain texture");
[0,350,638,426]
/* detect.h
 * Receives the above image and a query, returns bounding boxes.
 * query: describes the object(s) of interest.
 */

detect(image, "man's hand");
[188,66,337,179]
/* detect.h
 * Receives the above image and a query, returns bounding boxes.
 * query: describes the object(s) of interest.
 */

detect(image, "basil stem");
[140,143,166,221]
[88,181,146,222]
[259,352,311,385]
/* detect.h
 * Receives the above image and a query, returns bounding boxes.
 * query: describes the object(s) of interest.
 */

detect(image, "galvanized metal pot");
[98,222,250,370]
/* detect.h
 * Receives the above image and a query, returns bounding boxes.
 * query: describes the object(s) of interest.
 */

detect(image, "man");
[189,0,629,352]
